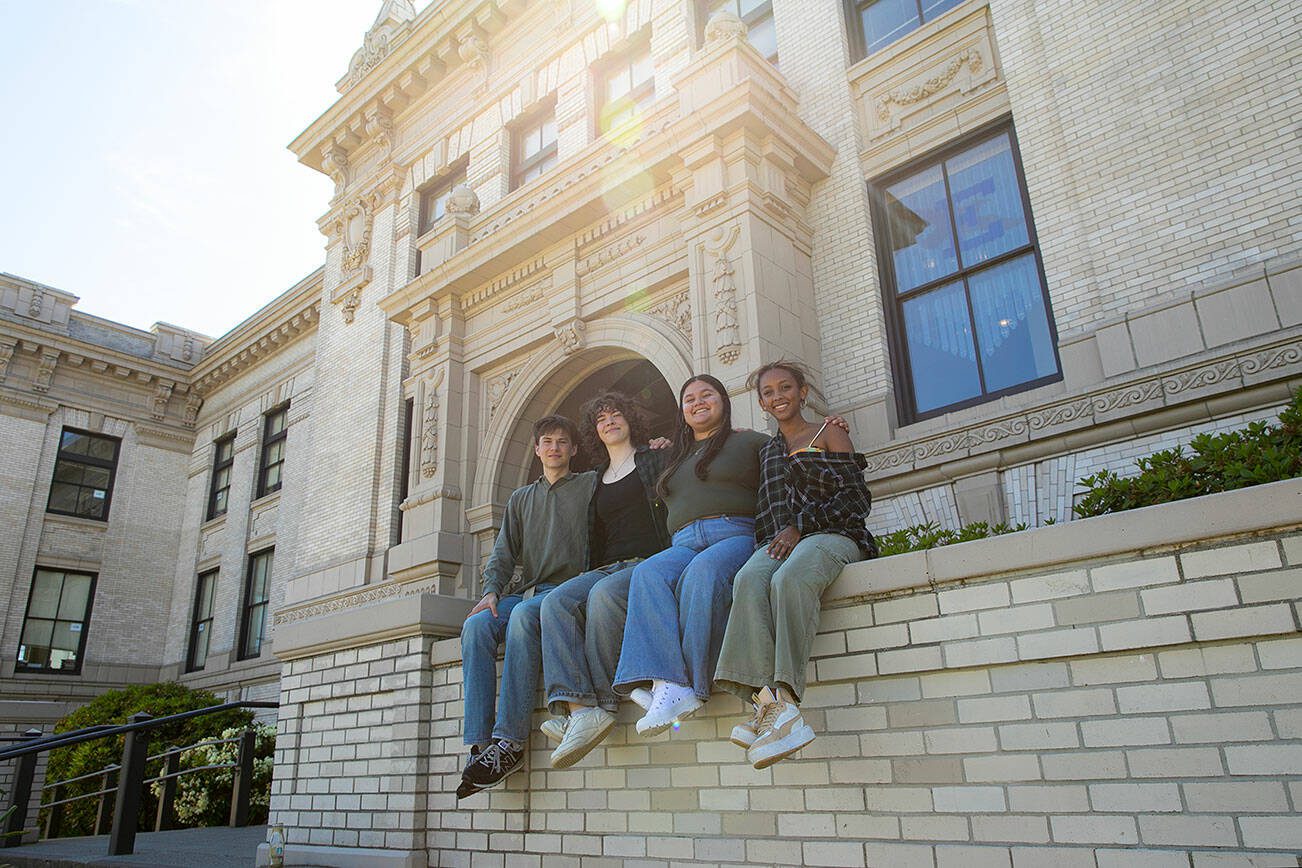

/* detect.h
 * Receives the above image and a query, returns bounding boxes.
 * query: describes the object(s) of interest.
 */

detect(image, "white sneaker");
[540,716,567,743]
[746,686,815,769]
[730,694,764,748]
[630,687,654,710]
[635,681,703,736]
[550,707,617,768]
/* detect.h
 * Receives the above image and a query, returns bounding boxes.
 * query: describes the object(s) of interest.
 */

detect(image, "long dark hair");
[578,391,650,461]
[655,373,732,499]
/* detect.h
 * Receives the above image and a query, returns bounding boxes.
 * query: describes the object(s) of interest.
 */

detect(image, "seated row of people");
[457,361,876,799]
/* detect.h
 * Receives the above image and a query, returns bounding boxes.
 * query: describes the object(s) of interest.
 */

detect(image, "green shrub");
[1074,388,1302,518]
[152,723,275,828]
[877,520,1028,557]
[41,683,252,837]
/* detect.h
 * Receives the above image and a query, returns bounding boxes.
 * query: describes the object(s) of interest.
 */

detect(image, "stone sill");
[427,477,1302,666]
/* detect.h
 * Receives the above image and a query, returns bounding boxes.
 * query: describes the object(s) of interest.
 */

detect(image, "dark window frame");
[868,117,1061,424]
[186,569,219,673]
[845,0,967,61]
[256,404,289,500]
[237,549,273,661]
[206,433,236,521]
[15,567,98,675]
[45,428,121,522]
[697,0,778,63]
[510,104,559,192]
[596,39,656,135]
[416,163,468,237]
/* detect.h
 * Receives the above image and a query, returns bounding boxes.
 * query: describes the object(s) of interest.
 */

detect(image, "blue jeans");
[459,584,554,746]
[541,560,642,714]
[612,517,756,701]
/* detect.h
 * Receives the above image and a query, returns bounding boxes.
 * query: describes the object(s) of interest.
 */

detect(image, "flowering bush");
[153,723,276,828]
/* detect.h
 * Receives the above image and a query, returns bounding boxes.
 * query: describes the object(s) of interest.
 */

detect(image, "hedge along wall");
[268,478,1302,867]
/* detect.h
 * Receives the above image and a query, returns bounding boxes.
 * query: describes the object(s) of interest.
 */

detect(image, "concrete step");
[0,825,266,867]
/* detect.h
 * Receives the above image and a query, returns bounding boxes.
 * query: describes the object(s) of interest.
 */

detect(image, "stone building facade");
[1,0,1299,863]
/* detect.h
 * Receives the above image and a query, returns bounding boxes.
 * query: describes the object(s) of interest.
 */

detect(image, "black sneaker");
[456,739,525,800]
[462,744,482,771]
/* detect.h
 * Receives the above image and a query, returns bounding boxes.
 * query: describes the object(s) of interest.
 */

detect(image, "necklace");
[606,450,635,481]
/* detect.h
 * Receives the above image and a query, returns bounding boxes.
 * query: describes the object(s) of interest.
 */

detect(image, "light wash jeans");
[714,533,863,702]
[459,584,554,746]
[540,559,642,715]
[612,516,756,701]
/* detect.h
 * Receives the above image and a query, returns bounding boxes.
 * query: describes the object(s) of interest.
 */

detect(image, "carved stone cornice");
[273,577,435,627]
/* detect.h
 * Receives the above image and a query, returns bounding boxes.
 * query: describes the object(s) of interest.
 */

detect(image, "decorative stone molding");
[0,339,14,383]
[553,319,586,355]
[446,184,480,216]
[32,348,58,392]
[340,288,364,325]
[705,225,742,364]
[460,258,547,312]
[576,234,645,277]
[341,0,417,92]
[184,392,204,428]
[703,9,746,46]
[486,365,523,423]
[420,370,444,478]
[191,301,320,397]
[500,284,546,313]
[875,47,984,132]
[399,485,462,512]
[150,380,174,421]
[645,290,692,343]
[337,197,374,275]
[363,104,395,153]
[320,143,350,198]
[273,576,435,626]
[457,33,491,88]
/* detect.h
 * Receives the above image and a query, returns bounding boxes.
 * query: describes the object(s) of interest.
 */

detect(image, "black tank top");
[591,470,661,566]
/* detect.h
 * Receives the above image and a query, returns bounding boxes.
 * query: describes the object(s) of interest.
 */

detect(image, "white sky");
[0,0,391,338]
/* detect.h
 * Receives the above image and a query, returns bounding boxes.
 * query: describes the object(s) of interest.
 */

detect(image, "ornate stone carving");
[501,284,546,313]
[1240,341,1302,375]
[341,288,364,324]
[704,9,747,46]
[274,576,435,626]
[554,319,586,355]
[28,286,44,317]
[151,380,174,421]
[184,392,203,428]
[32,349,58,393]
[706,225,742,364]
[339,198,374,274]
[487,366,523,422]
[364,104,395,152]
[647,290,692,343]
[0,340,15,383]
[182,336,195,363]
[577,234,645,276]
[458,34,491,86]
[420,371,444,479]
[446,184,480,216]
[401,485,463,512]
[692,192,728,219]
[343,0,416,90]
[321,143,350,197]
[1161,359,1239,396]
[875,48,985,130]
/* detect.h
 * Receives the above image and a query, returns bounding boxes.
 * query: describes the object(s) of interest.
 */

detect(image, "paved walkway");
[0,825,266,867]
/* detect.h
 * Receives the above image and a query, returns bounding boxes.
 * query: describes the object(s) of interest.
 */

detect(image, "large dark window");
[238,550,273,660]
[700,0,777,63]
[511,110,558,190]
[849,0,966,58]
[256,405,288,499]
[598,42,655,133]
[207,433,236,520]
[17,568,96,674]
[46,429,120,521]
[870,123,1059,421]
[187,570,218,672]
[417,167,466,236]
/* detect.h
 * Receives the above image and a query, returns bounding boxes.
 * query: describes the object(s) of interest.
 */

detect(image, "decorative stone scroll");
[486,365,523,423]
[32,349,58,393]
[875,47,984,131]
[705,225,742,364]
[647,290,692,343]
[554,319,586,355]
[151,380,174,421]
[420,370,445,479]
[0,340,15,383]
[184,392,203,428]
[321,143,349,197]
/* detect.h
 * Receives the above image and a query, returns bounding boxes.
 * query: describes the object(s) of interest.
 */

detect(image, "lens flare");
[595,0,626,22]
[671,720,681,731]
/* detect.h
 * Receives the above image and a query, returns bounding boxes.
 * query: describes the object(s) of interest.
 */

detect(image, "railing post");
[154,748,179,832]
[229,728,255,827]
[2,728,41,848]
[108,712,151,856]
[43,784,64,839]
[94,767,117,835]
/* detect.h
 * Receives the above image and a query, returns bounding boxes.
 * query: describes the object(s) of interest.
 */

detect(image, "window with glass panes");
[700,0,777,63]
[238,550,273,660]
[17,568,96,674]
[511,111,558,190]
[256,405,288,498]
[599,43,655,133]
[207,433,235,520]
[870,124,1060,421]
[849,0,966,58]
[417,168,466,236]
[187,570,218,672]
[46,429,120,521]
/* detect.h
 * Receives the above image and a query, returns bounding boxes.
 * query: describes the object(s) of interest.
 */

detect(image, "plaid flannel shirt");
[754,432,877,558]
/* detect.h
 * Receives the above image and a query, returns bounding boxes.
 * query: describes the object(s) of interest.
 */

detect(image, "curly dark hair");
[655,373,733,499]
[578,391,650,462]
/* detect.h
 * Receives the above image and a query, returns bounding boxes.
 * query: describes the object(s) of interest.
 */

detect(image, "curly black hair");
[578,391,650,463]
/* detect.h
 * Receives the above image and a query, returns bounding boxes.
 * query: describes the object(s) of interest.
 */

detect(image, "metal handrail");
[146,733,241,762]
[42,763,120,790]
[39,787,118,811]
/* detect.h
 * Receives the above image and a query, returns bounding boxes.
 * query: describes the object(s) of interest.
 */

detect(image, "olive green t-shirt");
[663,429,769,534]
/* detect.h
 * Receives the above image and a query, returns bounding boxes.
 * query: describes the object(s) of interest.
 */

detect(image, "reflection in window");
[47,429,120,521]
[418,168,466,236]
[701,0,777,63]
[853,0,966,57]
[871,126,1060,419]
[208,433,235,520]
[239,550,273,660]
[512,111,558,190]
[187,570,218,672]
[257,405,288,498]
[599,43,655,133]
[17,569,95,673]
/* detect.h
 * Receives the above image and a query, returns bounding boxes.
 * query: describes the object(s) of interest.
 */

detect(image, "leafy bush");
[152,723,275,828]
[41,683,252,837]
[1074,389,1302,518]
[877,520,1028,557]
